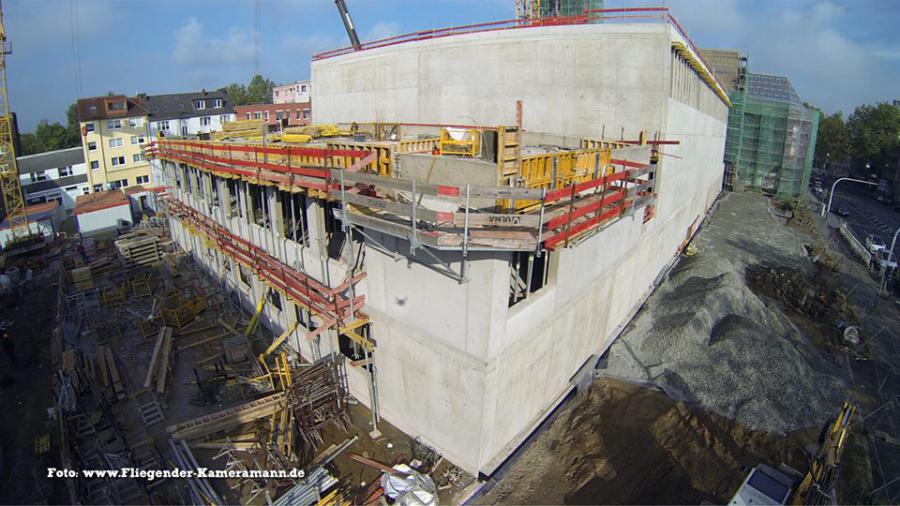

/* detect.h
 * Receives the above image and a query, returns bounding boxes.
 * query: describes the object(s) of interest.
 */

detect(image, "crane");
[0,1,38,252]
[334,0,361,50]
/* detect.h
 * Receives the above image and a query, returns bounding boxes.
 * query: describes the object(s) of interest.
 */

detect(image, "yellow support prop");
[260,321,299,359]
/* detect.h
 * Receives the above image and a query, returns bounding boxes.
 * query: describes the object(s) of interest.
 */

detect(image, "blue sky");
[5,0,900,132]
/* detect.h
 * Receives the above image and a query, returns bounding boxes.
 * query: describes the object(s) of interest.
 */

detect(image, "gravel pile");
[603,194,848,433]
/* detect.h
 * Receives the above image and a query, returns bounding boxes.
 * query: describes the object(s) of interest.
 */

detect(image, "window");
[253,111,261,120]
[88,141,97,151]
[509,251,553,307]
[131,135,145,144]
[30,171,47,182]
[295,110,301,120]
[64,185,78,191]
[93,184,102,192]
[84,122,95,133]
[301,85,307,92]
[129,117,142,127]
[267,290,282,311]
[157,120,169,131]
[133,153,145,163]
[107,119,122,129]
[83,187,90,195]
[88,105,98,114]
[195,100,206,110]
[112,178,128,189]
[214,99,223,108]
[59,166,73,177]
[275,111,283,121]
[136,175,149,184]
[245,112,251,120]
[90,161,100,170]
[239,264,252,287]
[275,90,280,97]
[111,156,125,167]
[200,116,211,126]
[264,111,269,121]
[108,137,123,148]
[303,110,310,119]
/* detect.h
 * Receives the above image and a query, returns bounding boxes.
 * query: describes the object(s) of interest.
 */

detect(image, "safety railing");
[153,138,656,253]
[166,198,365,328]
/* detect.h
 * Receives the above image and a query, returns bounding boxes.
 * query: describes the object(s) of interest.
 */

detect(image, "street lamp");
[821,177,878,216]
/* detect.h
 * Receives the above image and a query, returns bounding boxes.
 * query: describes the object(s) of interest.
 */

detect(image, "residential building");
[235,102,312,128]
[16,146,90,213]
[144,89,236,139]
[702,49,819,198]
[76,95,151,194]
[144,89,236,185]
[159,10,729,477]
[273,80,310,104]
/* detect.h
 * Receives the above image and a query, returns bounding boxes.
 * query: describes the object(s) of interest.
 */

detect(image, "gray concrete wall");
[313,24,679,140]
[77,204,133,235]
[312,23,729,475]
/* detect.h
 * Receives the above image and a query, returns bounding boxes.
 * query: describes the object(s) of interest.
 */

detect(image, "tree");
[224,74,275,105]
[65,103,81,145]
[224,83,249,105]
[19,132,39,156]
[814,112,852,167]
[246,75,275,104]
[847,102,900,175]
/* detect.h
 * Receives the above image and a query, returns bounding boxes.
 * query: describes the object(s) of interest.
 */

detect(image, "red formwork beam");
[166,199,364,326]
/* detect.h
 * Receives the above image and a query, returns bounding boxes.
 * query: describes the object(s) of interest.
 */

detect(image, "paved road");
[826,184,900,259]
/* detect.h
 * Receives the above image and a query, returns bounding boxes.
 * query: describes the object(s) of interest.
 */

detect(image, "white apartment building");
[17,146,90,214]
[273,80,311,104]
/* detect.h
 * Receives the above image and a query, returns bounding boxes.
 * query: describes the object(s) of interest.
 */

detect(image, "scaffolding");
[516,0,605,21]
[724,72,819,198]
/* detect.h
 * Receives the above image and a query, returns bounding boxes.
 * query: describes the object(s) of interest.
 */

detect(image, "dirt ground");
[477,378,819,505]
[478,192,891,505]
[0,255,68,504]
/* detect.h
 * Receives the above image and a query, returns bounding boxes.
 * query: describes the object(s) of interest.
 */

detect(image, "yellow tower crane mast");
[0,1,33,247]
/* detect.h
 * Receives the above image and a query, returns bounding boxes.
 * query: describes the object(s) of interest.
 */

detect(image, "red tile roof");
[75,190,130,215]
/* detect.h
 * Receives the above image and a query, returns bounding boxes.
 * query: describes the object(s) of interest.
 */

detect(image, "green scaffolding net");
[539,0,605,20]
[724,73,819,198]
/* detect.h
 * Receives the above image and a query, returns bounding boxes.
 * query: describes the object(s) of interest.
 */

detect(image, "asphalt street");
[826,183,900,258]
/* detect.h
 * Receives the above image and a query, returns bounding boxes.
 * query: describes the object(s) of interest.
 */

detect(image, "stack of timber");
[144,327,174,396]
[167,392,286,440]
[96,345,126,402]
[115,234,161,267]
[70,267,94,291]
[211,119,265,141]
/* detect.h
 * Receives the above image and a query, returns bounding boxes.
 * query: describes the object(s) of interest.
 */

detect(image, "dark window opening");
[280,191,310,245]
[239,264,252,287]
[210,175,220,207]
[509,250,551,307]
[323,201,346,260]
[195,170,205,199]
[338,323,373,370]
[267,290,282,311]
[227,179,242,218]
[249,185,270,228]
[183,166,192,193]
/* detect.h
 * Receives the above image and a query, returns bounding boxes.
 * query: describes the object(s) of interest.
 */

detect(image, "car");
[834,207,850,217]
[866,235,887,254]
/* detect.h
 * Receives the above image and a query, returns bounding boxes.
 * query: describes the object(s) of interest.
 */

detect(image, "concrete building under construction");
[148,8,730,476]
[701,49,819,198]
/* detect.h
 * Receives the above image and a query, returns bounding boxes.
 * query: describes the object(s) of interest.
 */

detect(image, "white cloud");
[172,17,254,66]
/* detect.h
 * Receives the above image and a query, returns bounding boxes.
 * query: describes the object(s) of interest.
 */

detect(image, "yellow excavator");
[730,401,857,505]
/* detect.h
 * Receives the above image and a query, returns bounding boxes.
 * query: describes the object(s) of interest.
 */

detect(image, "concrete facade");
[160,21,728,478]
[309,23,728,474]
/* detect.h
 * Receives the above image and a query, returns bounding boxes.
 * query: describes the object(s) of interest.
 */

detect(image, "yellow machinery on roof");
[792,401,857,505]
[0,3,37,250]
